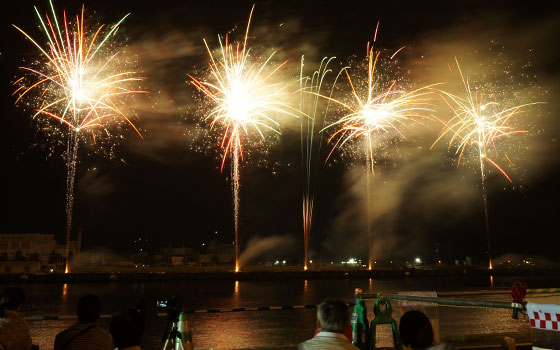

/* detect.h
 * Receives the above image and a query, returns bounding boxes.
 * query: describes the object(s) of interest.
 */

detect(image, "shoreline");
[1,266,557,283]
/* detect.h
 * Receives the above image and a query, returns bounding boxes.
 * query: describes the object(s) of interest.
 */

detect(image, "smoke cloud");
[239,235,297,266]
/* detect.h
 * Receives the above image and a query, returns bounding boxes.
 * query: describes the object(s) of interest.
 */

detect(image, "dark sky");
[1,0,559,264]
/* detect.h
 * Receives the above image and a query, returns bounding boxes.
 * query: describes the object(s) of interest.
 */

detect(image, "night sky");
[1,0,559,264]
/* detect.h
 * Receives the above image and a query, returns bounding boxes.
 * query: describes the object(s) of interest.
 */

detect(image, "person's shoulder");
[56,323,82,335]
[54,324,79,342]
[299,336,358,350]
[299,336,322,350]
[2,311,28,328]
[89,325,111,338]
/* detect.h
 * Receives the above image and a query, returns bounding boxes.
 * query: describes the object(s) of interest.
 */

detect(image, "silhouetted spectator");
[110,307,144,350]
[0,286,32,350]
[399,310,455,350]
[53,294,112,350]
[299,299,358,350]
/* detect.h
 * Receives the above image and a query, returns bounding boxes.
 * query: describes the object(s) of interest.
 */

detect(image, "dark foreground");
[4,273,559,350]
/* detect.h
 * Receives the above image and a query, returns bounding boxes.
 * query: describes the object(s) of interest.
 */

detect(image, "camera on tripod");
[157,295,180,322]
[158,296,189,350]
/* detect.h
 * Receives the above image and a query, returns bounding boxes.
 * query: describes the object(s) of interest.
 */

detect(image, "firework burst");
[432,58,542,269]
[12,0,146,273]
[188,5,297,272]
[321,28,435,269]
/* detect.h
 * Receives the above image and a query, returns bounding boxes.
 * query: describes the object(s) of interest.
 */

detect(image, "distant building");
[202,242,234,265]
[170,255,183,267]
[199,254,234,264]
[207,243,235,255]
[0,233,55,265]
[0,233,80,269]
[0,261,41,273]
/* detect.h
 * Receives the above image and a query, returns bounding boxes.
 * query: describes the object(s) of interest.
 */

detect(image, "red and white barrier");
[527,302,560,332]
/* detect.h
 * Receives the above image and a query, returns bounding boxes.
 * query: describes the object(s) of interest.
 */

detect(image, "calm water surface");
[7,274,560,350]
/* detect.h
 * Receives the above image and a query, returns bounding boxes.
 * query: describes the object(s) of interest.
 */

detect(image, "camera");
[157,295,180,322]
[158,296,182,345]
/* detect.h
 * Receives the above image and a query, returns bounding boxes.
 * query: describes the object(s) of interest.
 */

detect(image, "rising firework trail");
[299,56,347,271]
[189,5,297,272]
[12,0,146,273]
[431,58,541,269]
[321,26,435,269]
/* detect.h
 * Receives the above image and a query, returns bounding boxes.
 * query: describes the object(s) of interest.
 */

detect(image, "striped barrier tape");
[23,304,323,321]
[25,289,559,321]
[527,288,560,295]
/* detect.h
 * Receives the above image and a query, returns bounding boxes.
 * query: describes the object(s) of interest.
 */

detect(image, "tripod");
[162,320,186,350]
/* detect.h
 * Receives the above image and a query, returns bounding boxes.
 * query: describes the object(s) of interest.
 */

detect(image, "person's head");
[110,307,144,349]
[317,299,349,333]
[399,310,434,349]
[0,286,26,312]
[77,294,102,323]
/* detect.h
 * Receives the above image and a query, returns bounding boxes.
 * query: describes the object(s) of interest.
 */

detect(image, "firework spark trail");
[188,5,297,272]
[12,0,147,273]
[232,142,240,272]
[65,133,78,273]
[299,56,347,271]
[431,58,542,269]
[321,33,436,269]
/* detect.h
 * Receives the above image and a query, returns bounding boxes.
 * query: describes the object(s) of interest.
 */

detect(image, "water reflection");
[61,283,68,299]
[369,278,373,291]
[304,280,308,293]
[232,280,240,303]
[490,275,494,289]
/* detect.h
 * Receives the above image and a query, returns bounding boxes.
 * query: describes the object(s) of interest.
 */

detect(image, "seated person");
[110,307,145,350]
[299,299,358,350]
[0,286,32,350]
[54,294,112,350]
[399,310,455,350]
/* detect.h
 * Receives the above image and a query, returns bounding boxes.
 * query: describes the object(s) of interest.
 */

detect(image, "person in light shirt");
[299,299,358,350]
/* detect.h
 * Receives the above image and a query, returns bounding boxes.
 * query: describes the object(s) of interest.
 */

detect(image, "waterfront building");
[0,233,80,271]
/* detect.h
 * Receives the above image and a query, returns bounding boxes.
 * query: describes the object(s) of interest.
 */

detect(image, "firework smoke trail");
[432,58,541,269]
[321,30,435,269]
[12,0,146,273]
[299,57,347,271]
[189,6,297,272]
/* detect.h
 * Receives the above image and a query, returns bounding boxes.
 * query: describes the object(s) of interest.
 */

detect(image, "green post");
[351,288,369,349]
[369,298,402,350]
[176,312,192,350]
